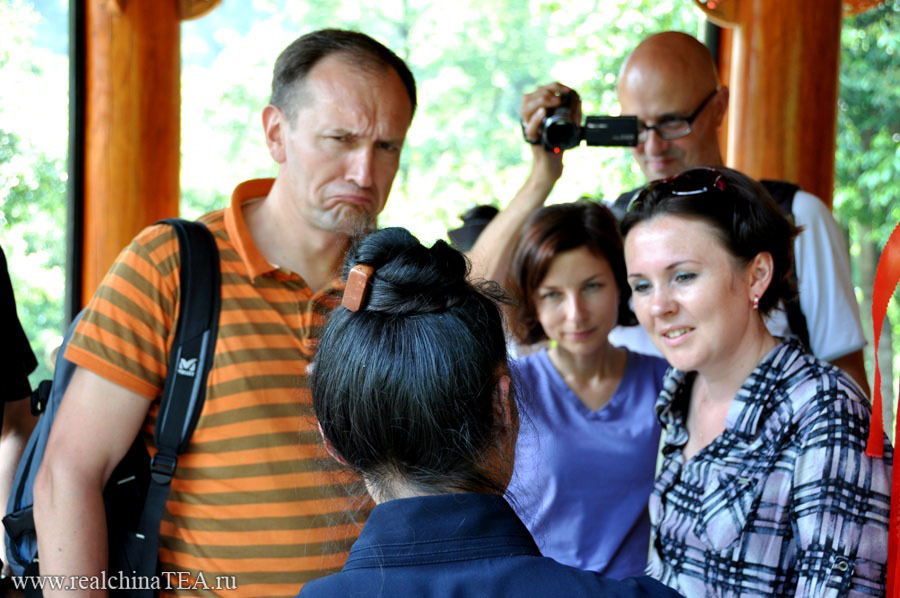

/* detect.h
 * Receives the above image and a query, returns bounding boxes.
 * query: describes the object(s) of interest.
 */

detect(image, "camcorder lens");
[541,113,581,152]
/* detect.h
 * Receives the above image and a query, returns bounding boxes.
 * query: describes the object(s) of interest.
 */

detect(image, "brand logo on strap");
[177,357,198,377]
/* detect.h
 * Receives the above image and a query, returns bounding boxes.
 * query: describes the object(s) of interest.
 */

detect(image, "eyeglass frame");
[635,89,720,143]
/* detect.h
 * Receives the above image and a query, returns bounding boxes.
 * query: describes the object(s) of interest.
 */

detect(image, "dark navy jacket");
[298,493,681,597]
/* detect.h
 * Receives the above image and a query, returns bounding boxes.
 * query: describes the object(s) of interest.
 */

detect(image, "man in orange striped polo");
[34,29,416,597]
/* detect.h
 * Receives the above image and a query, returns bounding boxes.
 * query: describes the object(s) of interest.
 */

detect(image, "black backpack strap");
[760,180,810,351]
[130,219,221,585]
[760,179,800,214]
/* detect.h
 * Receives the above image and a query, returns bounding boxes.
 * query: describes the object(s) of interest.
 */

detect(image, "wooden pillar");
[696,0,843,208]
[82,0,181,306]
[713,27,733,162]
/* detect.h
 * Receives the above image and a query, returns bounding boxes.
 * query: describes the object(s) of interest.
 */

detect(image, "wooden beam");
[82,0,181,305]
[695,0,843,207]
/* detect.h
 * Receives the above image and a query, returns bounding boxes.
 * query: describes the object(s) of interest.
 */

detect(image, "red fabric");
[865,221,900,596]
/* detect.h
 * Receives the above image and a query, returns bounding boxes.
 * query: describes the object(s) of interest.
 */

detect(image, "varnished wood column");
[82,0,181,306]
[697,0,843,208]
[713,26,733,162]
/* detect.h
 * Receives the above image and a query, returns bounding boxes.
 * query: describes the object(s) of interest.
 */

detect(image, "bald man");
[616,31,726,181]
[470,31,868,394]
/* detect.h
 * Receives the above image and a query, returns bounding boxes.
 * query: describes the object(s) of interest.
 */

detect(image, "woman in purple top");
[475,201,669,578]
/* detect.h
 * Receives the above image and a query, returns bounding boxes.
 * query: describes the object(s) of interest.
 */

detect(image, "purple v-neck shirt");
[507,348,668,579]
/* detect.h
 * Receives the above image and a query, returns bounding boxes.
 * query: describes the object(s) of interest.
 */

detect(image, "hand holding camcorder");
[526,91,639,152]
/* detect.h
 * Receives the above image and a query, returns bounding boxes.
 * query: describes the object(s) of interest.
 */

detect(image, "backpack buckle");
[149,453,177,484]
[30,380,52,416]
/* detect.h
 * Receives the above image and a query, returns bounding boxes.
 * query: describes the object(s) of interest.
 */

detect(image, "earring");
[752,295,759,311]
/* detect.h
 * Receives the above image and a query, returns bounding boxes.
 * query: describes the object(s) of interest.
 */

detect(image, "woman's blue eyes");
[632,281,650,294]
[631,272,696,294]
[538,282,604,301]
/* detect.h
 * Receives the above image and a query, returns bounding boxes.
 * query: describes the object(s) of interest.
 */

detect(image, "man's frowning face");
[269,53,413,235]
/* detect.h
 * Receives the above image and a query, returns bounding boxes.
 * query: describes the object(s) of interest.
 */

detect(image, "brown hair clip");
[342,264,375,312]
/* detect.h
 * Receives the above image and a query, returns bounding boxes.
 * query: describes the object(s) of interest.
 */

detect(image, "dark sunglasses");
[627,167,726,212]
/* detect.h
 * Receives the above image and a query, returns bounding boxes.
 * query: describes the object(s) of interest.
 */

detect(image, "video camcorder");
[539,92,639,152]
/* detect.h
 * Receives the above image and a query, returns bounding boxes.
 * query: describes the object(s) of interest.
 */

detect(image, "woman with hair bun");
[298,227,679,597]
[622,166,890,596]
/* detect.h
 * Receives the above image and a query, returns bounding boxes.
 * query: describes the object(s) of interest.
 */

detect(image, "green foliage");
[0,129,67,385]
[835,0,900,412]
[835,0,900,243]
[1,0,67,384]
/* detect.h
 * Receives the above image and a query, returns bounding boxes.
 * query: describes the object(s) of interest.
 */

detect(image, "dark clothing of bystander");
[299,493,681,598]
[0,247,37,405]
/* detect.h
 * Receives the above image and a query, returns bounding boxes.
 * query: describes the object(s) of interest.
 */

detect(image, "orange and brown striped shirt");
[65,179,368,597]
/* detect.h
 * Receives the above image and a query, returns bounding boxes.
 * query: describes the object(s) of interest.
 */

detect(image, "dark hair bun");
[344,227,471,315]
[315,226,511,497]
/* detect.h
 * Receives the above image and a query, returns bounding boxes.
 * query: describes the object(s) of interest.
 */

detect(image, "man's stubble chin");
[316,206,378,238]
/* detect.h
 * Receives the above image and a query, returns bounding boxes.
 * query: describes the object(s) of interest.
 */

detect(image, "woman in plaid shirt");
[621,166,890,597]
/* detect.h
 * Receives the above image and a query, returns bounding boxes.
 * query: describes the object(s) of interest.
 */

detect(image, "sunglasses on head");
[627,167,726,212]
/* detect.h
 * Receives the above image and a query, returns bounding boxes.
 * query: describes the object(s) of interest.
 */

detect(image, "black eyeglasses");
[627,167,726,212]
[636,89,719,143]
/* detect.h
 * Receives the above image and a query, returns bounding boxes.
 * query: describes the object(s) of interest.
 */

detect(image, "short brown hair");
[271,28,417,121]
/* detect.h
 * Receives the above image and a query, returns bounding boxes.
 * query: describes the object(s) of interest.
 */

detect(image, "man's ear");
[317,422,350,467]
[712,86,730,127]
[262,104,287,164]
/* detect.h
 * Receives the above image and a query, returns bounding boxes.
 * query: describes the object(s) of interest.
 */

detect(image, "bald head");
[617,32,727,181]
[618,32,720,98]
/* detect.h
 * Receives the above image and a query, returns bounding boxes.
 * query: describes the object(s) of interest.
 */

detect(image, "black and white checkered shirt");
[648,338,891,597]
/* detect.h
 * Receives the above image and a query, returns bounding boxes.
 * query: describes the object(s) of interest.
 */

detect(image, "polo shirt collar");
[224,178,278,280]
[223,179,347,299]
